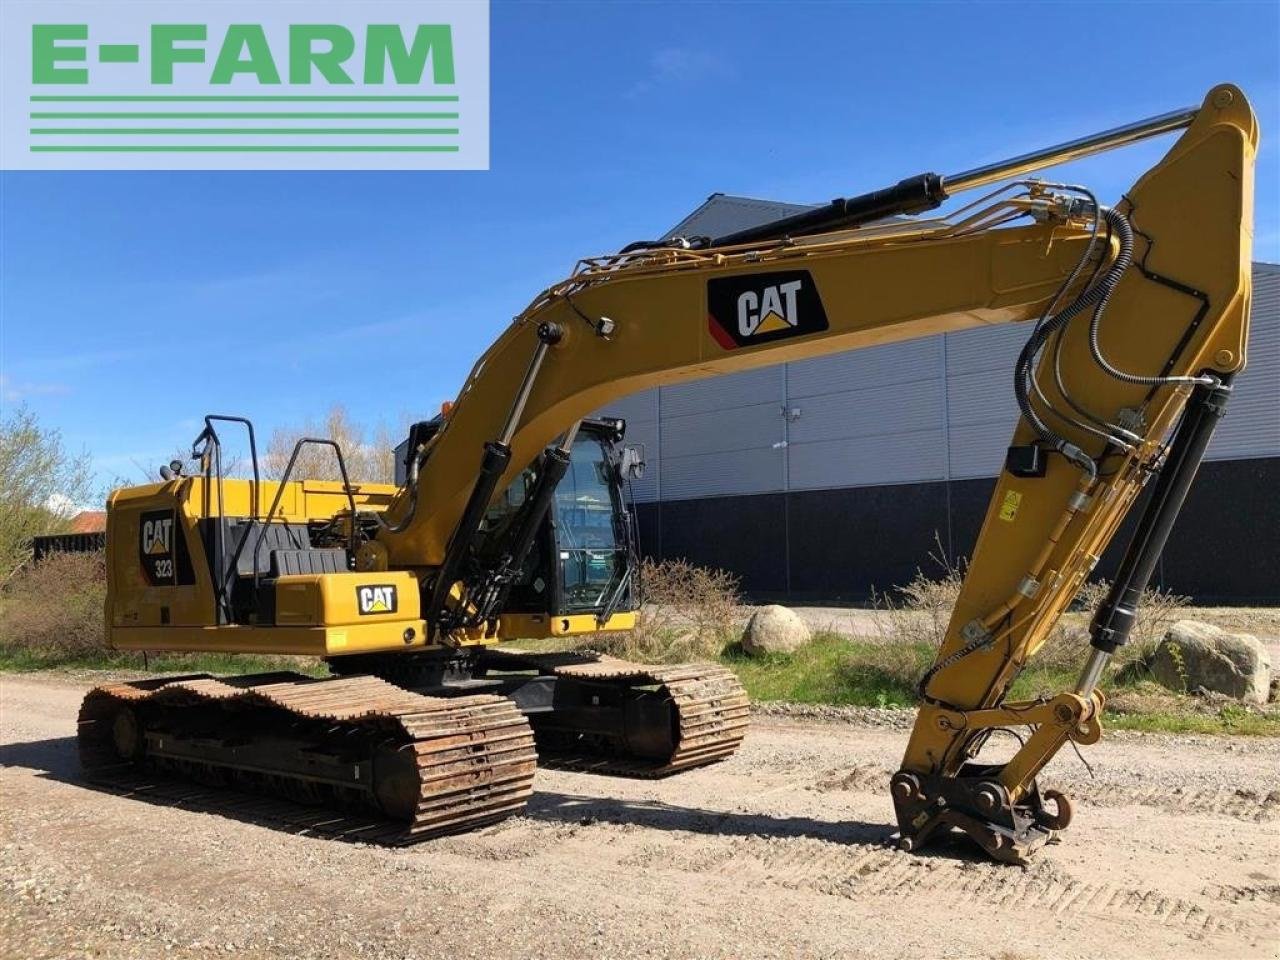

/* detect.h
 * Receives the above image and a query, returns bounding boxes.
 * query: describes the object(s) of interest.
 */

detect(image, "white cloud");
[628,47,733,98]
[44,493,92,517]
[0,374,70,403]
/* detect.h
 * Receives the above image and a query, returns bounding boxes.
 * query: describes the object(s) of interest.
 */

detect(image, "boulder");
[741,605,811,656]
[1150,620,1272,705]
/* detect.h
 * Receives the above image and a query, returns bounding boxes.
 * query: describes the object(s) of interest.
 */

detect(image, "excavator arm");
[375,84,1256,860]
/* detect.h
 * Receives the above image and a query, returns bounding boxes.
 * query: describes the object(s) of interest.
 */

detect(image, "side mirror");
[619,444,646,481]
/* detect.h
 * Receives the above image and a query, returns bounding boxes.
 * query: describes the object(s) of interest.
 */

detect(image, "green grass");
[717,631,1280,736]
[0,645,327,678]
[1103,709,1280,736]
[3,630,1276,738]
[722,633,927,708]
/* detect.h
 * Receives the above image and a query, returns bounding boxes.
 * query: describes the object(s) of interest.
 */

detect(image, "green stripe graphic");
[31,128,460,136]
[31,145,463,152]
[30,112,460,119]
[30,95,460,102]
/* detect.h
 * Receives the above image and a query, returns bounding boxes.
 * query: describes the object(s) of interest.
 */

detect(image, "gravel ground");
[2,672,1278,960]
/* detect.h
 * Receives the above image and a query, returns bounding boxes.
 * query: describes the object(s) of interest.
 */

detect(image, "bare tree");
[264,405,399,485]
[0,406,94,581]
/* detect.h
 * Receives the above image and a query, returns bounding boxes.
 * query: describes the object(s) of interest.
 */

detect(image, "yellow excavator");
[79,83,1256,862]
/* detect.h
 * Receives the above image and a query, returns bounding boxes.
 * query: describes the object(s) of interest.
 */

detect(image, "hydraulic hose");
[1012,206,1133,457]
[1086,210,1215,387]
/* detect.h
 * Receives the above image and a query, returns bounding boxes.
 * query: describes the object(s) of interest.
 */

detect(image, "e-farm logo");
[0,1,489,170]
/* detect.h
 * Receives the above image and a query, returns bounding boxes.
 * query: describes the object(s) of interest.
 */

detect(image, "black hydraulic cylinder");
[706,172,947,248]
[1089,377,1232,653]
[426,440,512,637]
[503,446,571,579]
[472,445,572,624]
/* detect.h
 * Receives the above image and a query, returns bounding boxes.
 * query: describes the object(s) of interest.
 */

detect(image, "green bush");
[584,557,742,663]
[0,550,108,663]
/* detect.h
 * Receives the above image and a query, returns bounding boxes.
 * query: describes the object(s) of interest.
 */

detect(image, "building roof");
[67,511,107,533]
[663,194,814,241]
[663,192,919,243]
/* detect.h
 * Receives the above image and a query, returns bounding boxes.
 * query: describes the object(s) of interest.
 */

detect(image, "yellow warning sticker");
[999,490,1022,523]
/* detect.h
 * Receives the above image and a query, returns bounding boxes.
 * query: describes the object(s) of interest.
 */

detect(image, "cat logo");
[737,279,803,337]
[141,516,172,556]
[357,584,398,615]
[138,508,190,586]
[707,270,829,350]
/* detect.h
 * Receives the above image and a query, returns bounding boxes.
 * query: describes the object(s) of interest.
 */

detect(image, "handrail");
[249,438,359,594]
[191,414,260,623]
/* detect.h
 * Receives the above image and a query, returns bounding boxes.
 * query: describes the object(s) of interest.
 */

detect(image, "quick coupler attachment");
[890,764,1073,865]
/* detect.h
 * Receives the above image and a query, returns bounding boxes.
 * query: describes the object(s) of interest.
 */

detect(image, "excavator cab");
[105,414,641,656]
[479,418,639,630]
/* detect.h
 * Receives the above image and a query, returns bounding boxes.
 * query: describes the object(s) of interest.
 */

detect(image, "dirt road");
[2,674,1277,960]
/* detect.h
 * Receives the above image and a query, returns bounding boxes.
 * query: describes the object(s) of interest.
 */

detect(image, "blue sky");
[2,0,1278,497]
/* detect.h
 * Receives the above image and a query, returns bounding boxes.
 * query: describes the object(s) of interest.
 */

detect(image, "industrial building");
[595,196,1279,604]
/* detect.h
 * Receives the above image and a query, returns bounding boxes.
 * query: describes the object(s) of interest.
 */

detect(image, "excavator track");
[77,673,537,844]
[480,650,750,777]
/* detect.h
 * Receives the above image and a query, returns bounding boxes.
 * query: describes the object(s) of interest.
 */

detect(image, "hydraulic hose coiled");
[1086,210,1215,388]
[1012,205,1211,471]
[1013,207,1131,459]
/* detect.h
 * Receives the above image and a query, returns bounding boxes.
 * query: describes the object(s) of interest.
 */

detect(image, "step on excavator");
[80,84,1256,862]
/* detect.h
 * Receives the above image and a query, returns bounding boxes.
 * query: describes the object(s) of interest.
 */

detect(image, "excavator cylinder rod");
[704,101,1199,250]
[943,105,1199,192]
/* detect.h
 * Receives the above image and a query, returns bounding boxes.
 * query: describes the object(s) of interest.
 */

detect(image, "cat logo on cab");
[707,269,829,350]
[357,584,398,615]
[138,508,191,586]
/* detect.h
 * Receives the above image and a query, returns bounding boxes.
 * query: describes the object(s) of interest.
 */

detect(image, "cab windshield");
[554,435,626,612]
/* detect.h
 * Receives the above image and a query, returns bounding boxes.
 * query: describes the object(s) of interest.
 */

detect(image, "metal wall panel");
[944,367,1020,428]
[1207,264,1280,460]
[660,401,782,459]
[786,339,941,398]
[660,446,785,500]
[619,418,660,503]
[787,379,944,447]
[944,321,1031,376]
[598,389,659,424]
[789,429,948,490]
[943,324,1025,478]
[659,366,783,418]
[947,421,1014,482]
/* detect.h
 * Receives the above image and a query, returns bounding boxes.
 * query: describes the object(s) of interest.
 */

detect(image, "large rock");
[1150,620,1272,704]
[741,605,811,656]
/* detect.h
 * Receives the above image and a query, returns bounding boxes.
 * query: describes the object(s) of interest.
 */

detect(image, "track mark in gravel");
[430,817,596,862]
[649,834,1250,933]
[1204,883,1280,905]
[1055,783,1280,822]
[810,765,890,794]
[811,764,1280,823]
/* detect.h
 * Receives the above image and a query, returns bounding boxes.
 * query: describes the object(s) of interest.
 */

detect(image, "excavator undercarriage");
[77,84,1256,862]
